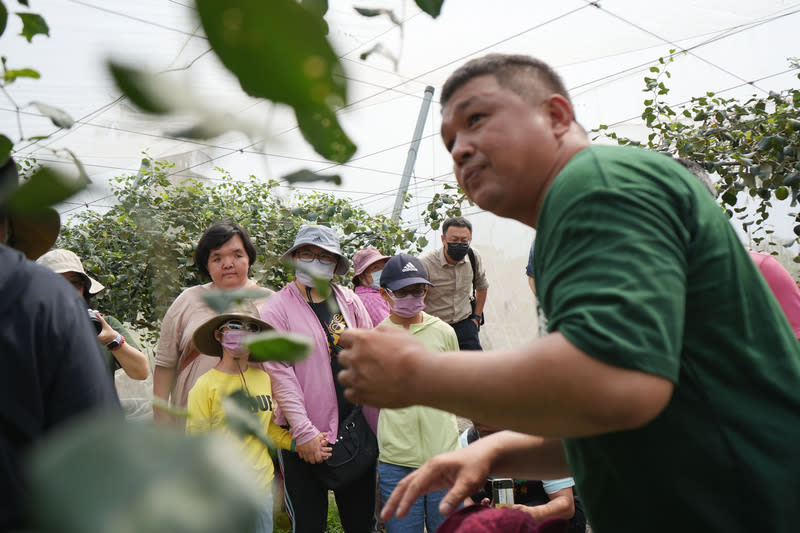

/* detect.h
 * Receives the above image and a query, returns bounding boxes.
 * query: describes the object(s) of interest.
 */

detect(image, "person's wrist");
[106,333,125,351]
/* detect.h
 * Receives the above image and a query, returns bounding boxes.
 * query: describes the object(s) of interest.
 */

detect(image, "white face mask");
[295,258,336,287]
[368,269,383,290]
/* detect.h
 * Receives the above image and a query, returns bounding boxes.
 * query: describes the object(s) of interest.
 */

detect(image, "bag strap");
[467,248,478,302]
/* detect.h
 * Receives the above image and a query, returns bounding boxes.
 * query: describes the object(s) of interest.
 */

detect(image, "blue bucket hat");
[280,224,350,276]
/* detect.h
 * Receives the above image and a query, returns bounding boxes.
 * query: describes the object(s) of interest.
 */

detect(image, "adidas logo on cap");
[401,262,418,273]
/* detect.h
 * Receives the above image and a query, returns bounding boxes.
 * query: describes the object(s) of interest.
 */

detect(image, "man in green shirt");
[336,53,800,533]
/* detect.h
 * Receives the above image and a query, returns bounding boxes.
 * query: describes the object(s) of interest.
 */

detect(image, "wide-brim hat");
[280,224,350,276]
[380,253,434,292]
[192,305,273,358]
[36,248,105,294]
[352,246,390,277]
[1,158,60,260]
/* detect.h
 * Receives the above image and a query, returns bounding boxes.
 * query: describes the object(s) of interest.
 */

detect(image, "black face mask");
[446,242,470,262]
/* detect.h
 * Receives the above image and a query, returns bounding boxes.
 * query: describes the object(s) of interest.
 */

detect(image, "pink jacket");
[260,282,376,446]
[749,251,800,338]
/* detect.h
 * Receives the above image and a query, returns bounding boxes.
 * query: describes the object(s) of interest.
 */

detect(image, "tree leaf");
[414,0,444,17]
[359,43,399,70]
[295,105,356,163]
[16,12,48,42]
[202,287,272,313]
[300,0,328,18]
[107,61,172,114]
[6,166,87,213]
[775,186,789,200]
[354,6,401,25]
[196,0,354,162]
[244,330,312,362]
[3,67,40,83]
[196,0,344,111]
[282,169,341,185]
[27,413,262,533]
[31,101,74,128]
[0,134,11,166]
[221,390,274,448]
[0,2,8,39]
[63,148,91,185]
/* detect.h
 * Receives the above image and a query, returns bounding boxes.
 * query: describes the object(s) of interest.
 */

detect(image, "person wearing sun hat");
[374,253,460,533]
[258,224,376,533]
[37,248,150,382]
[187,302,332,533]
[352,246,391,325]
[1,157,118,529]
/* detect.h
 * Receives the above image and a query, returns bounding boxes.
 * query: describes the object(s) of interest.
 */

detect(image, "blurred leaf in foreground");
[27,413,261,533]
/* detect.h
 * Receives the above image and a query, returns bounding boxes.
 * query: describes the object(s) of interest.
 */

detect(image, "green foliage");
[110,0,356,163]
[594,55,800,254]
[16,11,47,41]
[57,160,422,344]
[415,0,445,18]
[222,390,274,448]
[5,165,88,213]
[423,182,473,231]
[245,330,312,363]
[27,414,263,533]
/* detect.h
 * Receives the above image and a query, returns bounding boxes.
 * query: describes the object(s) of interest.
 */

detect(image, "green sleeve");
[536,186,688,381]
[104,315,141,350]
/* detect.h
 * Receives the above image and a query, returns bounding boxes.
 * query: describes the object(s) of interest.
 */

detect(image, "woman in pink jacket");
[260,225,376,533]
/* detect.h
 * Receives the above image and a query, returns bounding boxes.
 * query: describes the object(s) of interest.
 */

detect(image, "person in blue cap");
[374,253,460,533]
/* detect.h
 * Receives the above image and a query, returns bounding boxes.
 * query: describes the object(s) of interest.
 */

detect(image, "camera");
[87,309,103,334]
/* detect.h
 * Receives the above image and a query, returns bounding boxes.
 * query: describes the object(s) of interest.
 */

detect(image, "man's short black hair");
[441,53,572,112]
[194,221,257,279]
[442,216,472,236]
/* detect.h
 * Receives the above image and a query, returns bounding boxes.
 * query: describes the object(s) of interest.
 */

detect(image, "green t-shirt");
[534,145,800,533]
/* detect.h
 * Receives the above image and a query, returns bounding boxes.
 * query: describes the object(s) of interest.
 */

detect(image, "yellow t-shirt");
[186,366,293,492]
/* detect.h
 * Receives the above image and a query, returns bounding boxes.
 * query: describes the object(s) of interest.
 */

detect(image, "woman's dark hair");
[194,221,257,279]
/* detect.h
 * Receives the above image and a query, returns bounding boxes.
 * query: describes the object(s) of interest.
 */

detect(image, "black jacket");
[0,245,119,529]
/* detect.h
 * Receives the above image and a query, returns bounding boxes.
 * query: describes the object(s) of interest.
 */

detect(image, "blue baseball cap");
[380,253,434,292]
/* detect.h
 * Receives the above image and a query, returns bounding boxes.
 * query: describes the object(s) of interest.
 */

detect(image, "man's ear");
[547,94,574,137]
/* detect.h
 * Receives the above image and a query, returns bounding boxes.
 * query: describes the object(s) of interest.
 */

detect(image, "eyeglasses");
[218,319,262,333]
[295,250,338,265]
[388,286,427,298]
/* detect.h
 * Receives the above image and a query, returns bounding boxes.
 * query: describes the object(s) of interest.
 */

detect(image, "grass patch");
[274,491,343,533]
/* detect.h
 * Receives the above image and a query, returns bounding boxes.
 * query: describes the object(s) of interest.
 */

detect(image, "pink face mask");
[220,329,249,356]
[390,295,426,318]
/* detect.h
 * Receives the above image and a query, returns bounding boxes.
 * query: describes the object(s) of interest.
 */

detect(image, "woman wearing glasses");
[153,221,271,427]
[187,304,331,533]
[259,224,376,533]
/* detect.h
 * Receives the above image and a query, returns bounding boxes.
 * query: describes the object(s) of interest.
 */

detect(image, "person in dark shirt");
[0,157,119,529]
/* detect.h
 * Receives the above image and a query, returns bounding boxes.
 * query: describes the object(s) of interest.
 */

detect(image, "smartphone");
[491,478,514,507]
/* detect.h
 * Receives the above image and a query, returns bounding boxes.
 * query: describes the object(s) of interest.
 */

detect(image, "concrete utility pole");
[391,85,435,223]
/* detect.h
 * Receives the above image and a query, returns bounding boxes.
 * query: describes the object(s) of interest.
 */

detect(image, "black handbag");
[315,405,378,490]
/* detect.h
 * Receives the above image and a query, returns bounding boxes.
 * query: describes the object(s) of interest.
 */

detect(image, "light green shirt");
[377,312,459,468]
